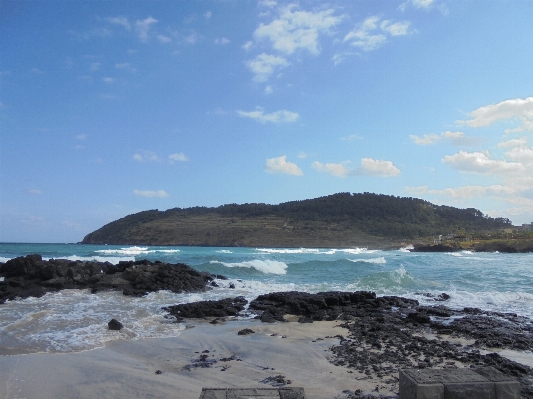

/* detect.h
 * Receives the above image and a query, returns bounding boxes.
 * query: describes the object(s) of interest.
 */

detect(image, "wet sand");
[0,318,391,399]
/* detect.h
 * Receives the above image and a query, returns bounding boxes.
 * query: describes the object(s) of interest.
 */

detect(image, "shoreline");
[1,318,391,399]
[2,315,533,399]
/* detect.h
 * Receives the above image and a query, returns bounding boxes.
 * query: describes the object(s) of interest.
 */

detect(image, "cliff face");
[81,192,512,247]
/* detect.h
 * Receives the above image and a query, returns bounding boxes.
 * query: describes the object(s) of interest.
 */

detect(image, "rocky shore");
[163,291,533,398]
[0,254,220,303]
[2,255,532,397]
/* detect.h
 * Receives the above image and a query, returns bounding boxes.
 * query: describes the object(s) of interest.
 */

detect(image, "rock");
[238,328,255,335]
[0,256,223,303]
[163,296,248,320]
[108,319,123,330]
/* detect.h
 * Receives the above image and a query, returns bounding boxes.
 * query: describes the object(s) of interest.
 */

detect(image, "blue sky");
[1,0,533,243]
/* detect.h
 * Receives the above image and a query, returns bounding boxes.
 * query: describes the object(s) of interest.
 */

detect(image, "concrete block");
[399,368,521,399]
[399,369,444,399]
[200,388,228,399]
[472,367,521,399]
[279,387,306,399]
[226,388,281,399]
[199,387,306,399]
[443,381,495,399]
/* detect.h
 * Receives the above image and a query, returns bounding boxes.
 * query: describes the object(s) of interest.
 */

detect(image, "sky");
[1,0,533,243]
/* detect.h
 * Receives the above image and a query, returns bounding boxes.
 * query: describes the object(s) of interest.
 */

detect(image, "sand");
[0,318,391,399]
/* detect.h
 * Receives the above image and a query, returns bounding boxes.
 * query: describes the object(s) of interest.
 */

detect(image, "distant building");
[522,222,533,231]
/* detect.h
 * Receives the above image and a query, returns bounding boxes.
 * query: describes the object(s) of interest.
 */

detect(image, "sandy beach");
[0,318,395,399]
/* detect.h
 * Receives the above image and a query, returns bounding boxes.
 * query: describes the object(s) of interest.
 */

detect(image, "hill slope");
[81,193,511,247]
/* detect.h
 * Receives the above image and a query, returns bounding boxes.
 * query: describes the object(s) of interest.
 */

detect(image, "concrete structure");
[199,387,305,399]
[399,367,521,399]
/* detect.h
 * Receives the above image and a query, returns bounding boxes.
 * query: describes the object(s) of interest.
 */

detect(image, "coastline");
[2,314,533,399]
[0,318,393,399]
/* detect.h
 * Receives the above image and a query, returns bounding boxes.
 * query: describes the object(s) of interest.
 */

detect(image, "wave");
[55,255,135,264]
[348,257,386,264]
[210,259,288,275]
[399,244,414,252]
[216,250,232,254]
[95,246,181,256]
[255,247,377,255]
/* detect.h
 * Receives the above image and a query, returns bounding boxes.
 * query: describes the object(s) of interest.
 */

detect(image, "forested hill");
[81,193,512,247]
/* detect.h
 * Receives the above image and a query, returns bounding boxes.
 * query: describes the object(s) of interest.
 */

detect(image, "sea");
[0,243,532,355]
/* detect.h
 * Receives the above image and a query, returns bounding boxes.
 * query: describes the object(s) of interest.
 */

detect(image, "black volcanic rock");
[108,318,123,330]
[163,296,248,321]
[0,255,220,303]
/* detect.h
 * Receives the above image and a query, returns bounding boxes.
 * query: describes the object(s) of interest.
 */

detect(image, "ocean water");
[0,243,532,354]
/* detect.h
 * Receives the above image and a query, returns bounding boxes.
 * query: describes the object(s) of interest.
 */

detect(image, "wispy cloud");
[245,53,289,82]
[237,107,299,123]
[313,158,401,177]
[253,5,343,55]
[214,37,230,45]
[409,131,481,146]
[264,155,303,175]
[28,189,42,195]
[133,151,161,162]
[169,152,189,163]
[456,97,533,133]
[133,189,169,198]
[344,16,411,51]
[136,17,158,42]
[107,16,131,31]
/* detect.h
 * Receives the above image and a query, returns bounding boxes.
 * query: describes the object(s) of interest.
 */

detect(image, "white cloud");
[28,189,42,195]
[103,77,116,84]
[457,97,533,133]
[242,40,254,51]
[259,0,277,7]
[312,161,348,177]
[264,85,273,94]
[245,53,289,82]
[135,16,158,42]
[133,189,169,198]
[90,62,101,71]
[409,131,480,146]
[107,16,131,31]
[185,33,199,44]
[297,151,308,159]
[498,137,528,148]
[413,0,435,8]
[409,133,441,145]
[264,155,303,175]
[344,16,411,51]
[214,37,230,45]
[340,134,363,141]
[133,151,161,162]
[237,107,299,123]
[169,152,189,162]
[75,134,87,141]
[312,158,400,177]
[442,150,525,176]
[115,63,136,73]
[204,11,212,19]
[157,35,172,43]
[355,158,401,177]
[405,185,515,200]
[253,5,342,56]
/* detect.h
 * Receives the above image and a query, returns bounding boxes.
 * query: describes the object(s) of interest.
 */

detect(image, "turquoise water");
[1,243,532,354]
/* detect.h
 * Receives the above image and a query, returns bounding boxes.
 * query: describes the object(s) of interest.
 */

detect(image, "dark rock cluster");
[246,290,533,398]
[0,254,219,303]
[162,296,248,322]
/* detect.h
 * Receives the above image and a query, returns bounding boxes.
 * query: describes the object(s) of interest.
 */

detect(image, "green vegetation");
[81,192,512,247]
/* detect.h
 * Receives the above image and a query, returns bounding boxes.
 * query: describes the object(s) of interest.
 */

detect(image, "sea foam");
[210,259,288,274]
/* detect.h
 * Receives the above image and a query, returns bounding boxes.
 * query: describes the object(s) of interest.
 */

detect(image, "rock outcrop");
[0,254,219,303]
